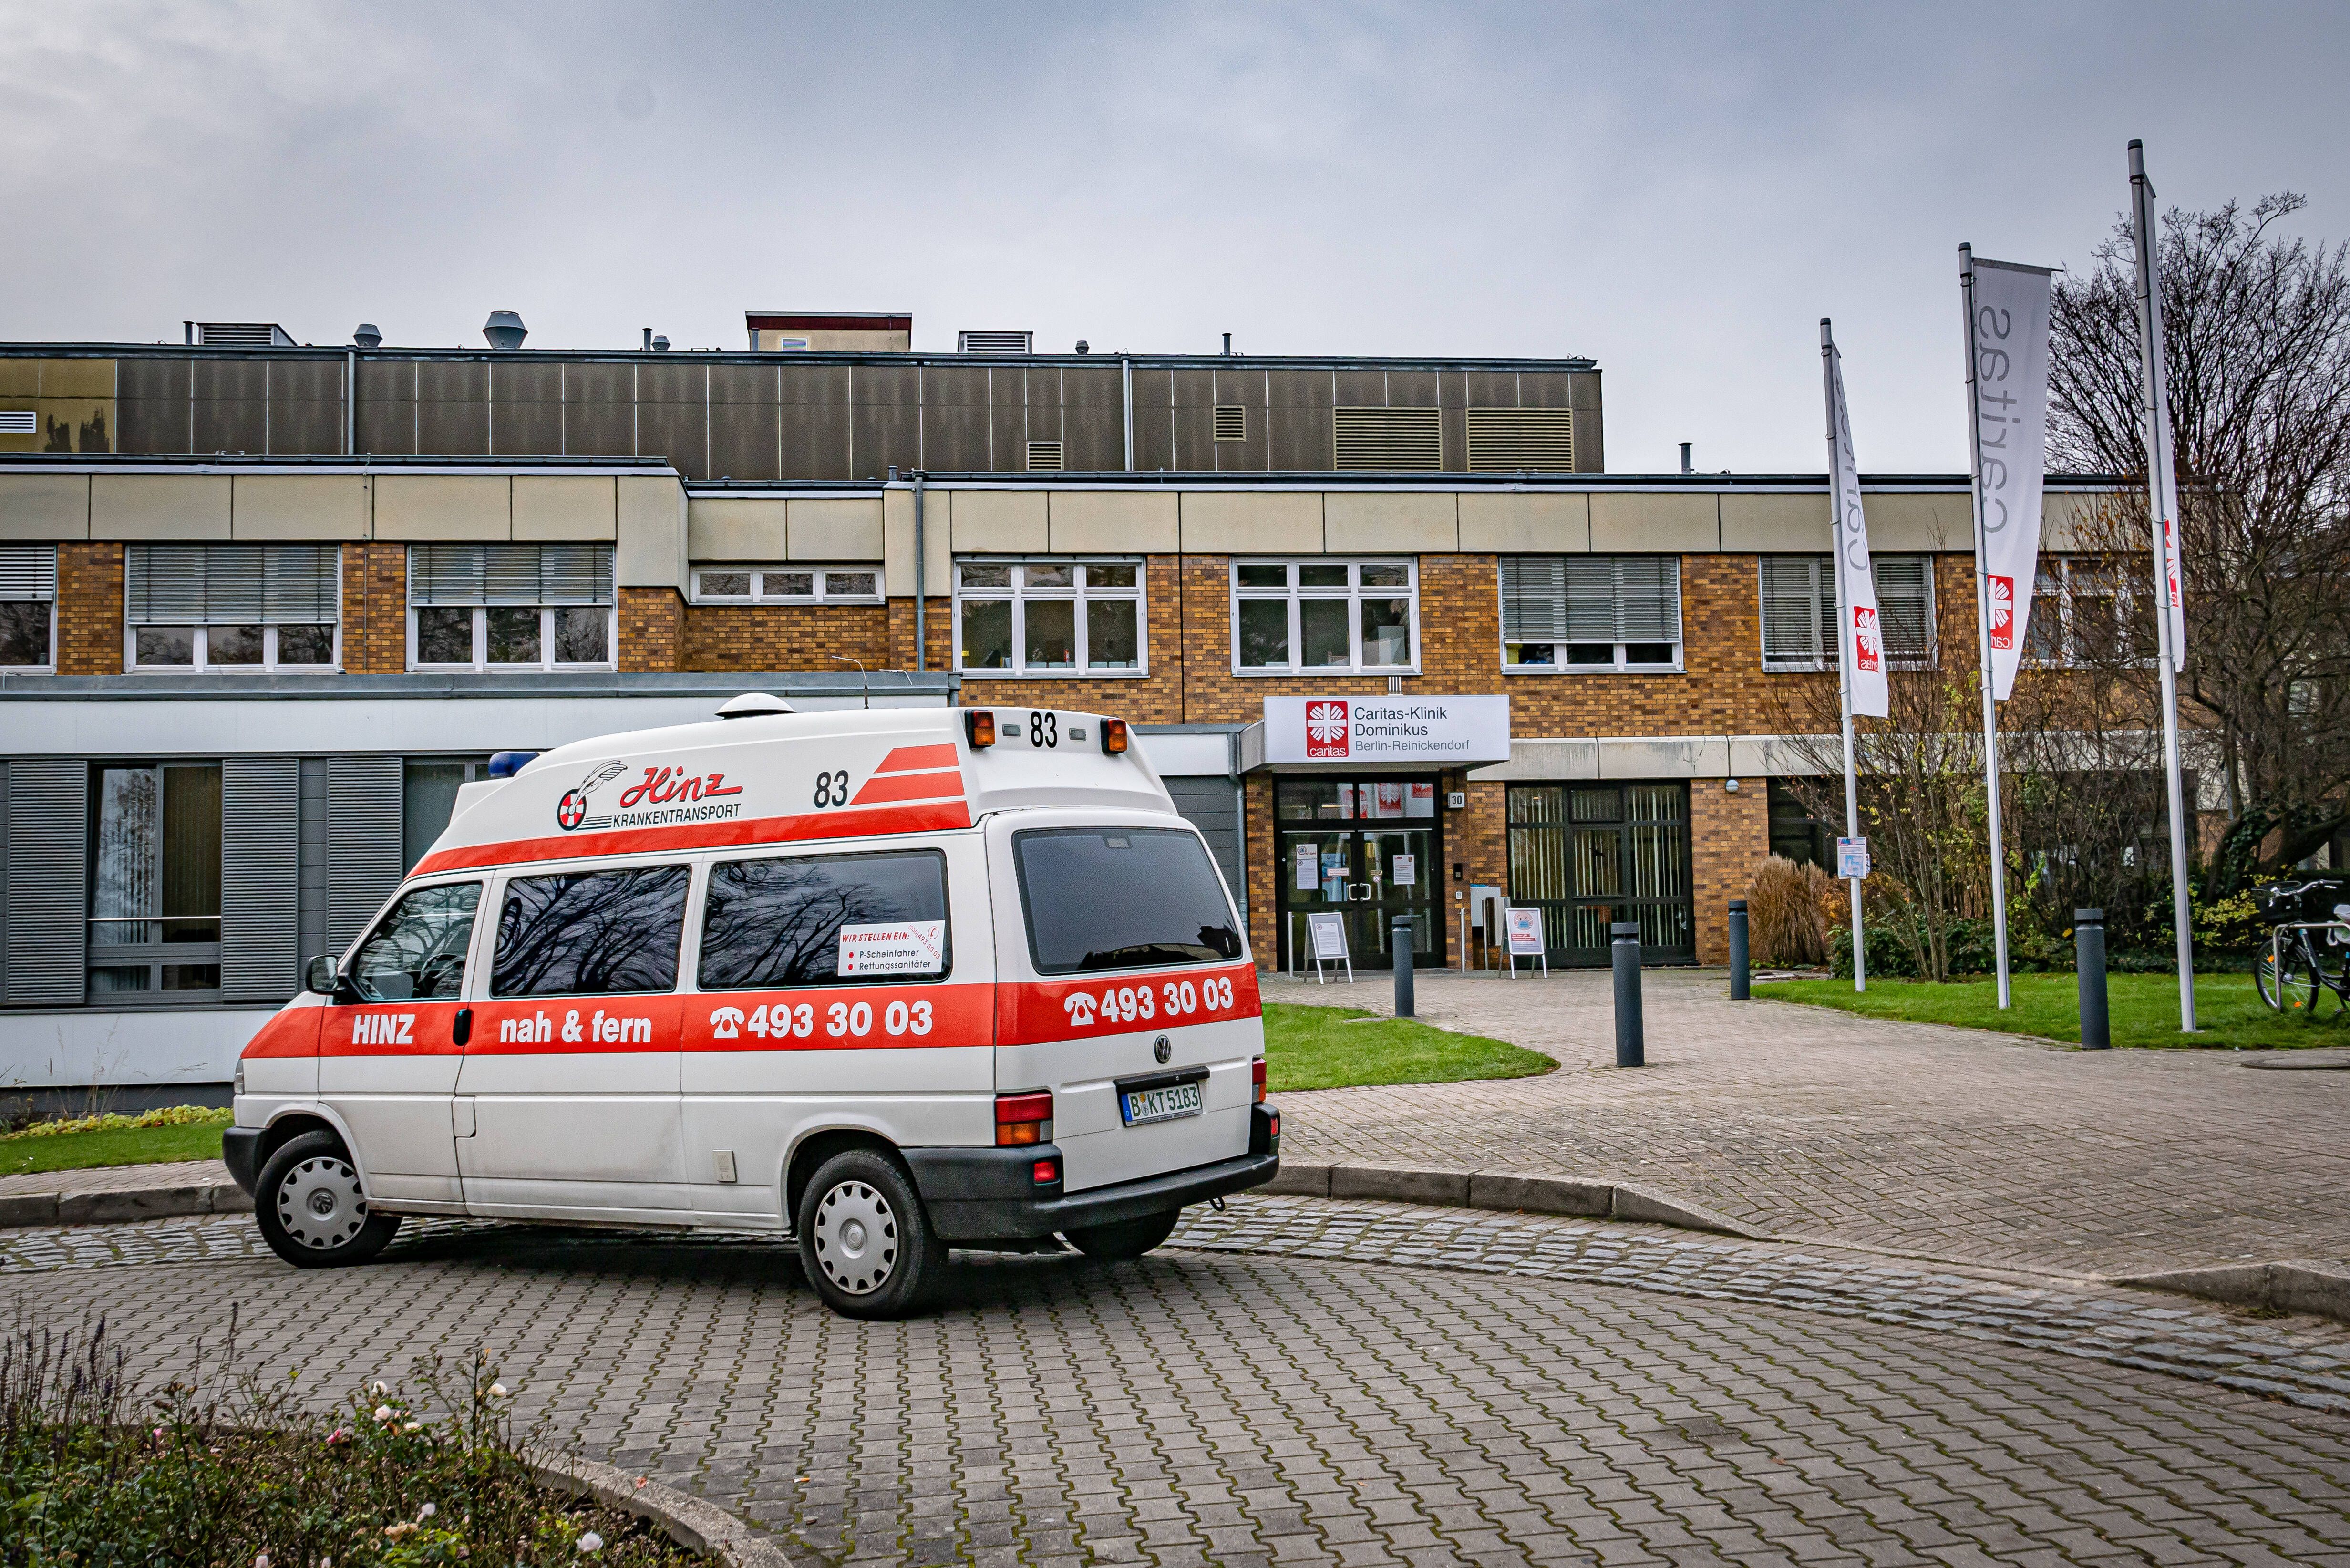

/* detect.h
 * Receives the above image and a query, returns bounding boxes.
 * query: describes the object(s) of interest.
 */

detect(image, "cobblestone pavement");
[12,1204,2350,1566]
[0,1156,225,1197]
[1268,969,2350,1279]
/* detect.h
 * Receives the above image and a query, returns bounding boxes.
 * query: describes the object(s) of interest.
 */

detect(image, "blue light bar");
[487,751,538,779]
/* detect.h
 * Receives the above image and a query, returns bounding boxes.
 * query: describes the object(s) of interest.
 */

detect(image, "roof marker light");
[1100,717,1129,755]
[966,710,996,748]
[486,751,537,779]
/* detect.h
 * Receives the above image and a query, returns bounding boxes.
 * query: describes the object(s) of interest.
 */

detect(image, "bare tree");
[2049,195,2350,889]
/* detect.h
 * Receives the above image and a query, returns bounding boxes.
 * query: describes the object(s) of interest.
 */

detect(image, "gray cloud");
[2,0,2342,472]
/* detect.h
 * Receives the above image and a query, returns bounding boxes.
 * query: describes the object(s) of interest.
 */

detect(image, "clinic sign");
[1262,695,1510,766]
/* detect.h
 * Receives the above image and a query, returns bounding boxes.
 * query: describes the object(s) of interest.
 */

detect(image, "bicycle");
[2255,876,2350,1015]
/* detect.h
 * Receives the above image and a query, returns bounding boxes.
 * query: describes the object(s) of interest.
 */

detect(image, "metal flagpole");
[1958,246,2014,1009]
[2128,139,2198,1032]
[1821,320,1866,992]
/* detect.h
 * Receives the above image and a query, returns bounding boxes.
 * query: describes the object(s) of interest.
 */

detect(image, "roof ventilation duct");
[957,330,1033,354]
[196,323,295,347]
[482,310,527,350]
[352,323,383,350]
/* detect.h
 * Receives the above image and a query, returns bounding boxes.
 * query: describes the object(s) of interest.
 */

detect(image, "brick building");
[0,318,2114,1096]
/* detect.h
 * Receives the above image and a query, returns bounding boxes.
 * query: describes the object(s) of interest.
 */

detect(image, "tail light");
[1252,1058,1267,1104]
[966,709,996,748]
[1031,1157,1060,1185]
[995,1089,1052,1146]
[1100,716,1129,755]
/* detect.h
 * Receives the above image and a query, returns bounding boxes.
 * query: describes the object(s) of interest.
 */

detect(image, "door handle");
[452,1006,472,1047]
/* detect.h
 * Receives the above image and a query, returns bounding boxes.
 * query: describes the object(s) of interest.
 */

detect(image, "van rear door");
[987,812,1262,1194]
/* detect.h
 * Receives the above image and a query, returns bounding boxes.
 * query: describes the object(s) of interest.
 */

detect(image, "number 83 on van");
[708,999,935,1039]
[1065,975,1236,1028]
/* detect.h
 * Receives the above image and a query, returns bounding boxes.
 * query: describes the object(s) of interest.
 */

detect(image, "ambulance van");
[222,696,1279,1318]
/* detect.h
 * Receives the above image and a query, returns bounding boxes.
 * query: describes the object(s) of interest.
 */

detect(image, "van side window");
[491,866,690,999]
[699,851,949,990]
[1013,828,1243,974]
[350,882,481,1002]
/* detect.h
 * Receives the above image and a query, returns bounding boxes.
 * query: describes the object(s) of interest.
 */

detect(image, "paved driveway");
[1268,970,2350,1279]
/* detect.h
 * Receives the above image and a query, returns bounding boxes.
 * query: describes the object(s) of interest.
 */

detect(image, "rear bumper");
[907,1103,1281,1243]
[222,1126,263,1196]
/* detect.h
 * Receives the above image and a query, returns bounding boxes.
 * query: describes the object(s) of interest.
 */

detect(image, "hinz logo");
[556,761,628,831]
[1987,574,2015,650]
[1305,700,1349,759]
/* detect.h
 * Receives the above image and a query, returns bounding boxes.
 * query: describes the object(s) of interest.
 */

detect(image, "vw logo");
[1153,1034,1171,1064]
[556,790,588,831]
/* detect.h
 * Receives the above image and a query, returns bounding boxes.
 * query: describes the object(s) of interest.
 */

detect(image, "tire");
[794,1149,940,1320]
[2257,943,2286,1011]
[1063,1207,1181,1261]
[2282,949,2335,1017]
[252,1130,402,1268]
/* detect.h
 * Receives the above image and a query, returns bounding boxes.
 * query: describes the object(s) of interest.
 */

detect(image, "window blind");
[1501,556,1680,644]
[0,545,57,600]
[1871,556,1933,656]
[407,543,614,606]
[1761,555,1932,662]
[124,545,338,624]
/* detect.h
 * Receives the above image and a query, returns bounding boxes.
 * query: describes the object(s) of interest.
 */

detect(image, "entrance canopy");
[1241,695,1510,774]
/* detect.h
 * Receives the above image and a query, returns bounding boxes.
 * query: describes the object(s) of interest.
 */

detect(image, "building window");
[954,559,1144,676]
[124,544,339,672]
[1760,554,1934,671]
[1500,556,1680,671]
[2028,557,2144,666]
[690,564,883,604]
[88,763,222,1001]
[0,544,57,669]
[1767,778,1834,869]
[1232,559,1418,674]
[408,543,615,671]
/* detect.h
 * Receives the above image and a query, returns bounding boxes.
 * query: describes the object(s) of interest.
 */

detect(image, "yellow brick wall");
[56,543,123,674]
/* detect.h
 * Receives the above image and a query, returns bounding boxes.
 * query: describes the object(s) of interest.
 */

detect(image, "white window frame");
[1500,556,1683,675]
[406,605,619,672]
[952,557,1147,678]
[0,543,58,672]
[127,622,343,673]
[2024,556,2140,669]
[1229,558,1420,676]
[690,564,885,605]
[1759,554,1935,672]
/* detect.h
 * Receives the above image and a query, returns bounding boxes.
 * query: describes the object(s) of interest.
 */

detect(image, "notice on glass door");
[1391,853,1417,886]
[1294,844,1318,891]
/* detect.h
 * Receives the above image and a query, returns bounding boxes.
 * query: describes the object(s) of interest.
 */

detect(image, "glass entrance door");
[1276,779,1441,970]
[1506,783,1694,965]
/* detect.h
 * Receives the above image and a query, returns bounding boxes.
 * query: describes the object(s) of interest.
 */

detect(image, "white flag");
[2133,177,2190,671]
[1823,331,1888,718]
[1966,256,2054,701]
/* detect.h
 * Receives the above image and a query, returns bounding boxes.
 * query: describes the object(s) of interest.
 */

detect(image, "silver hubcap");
[813,1180,897,1296]
[276,1155,369,1250]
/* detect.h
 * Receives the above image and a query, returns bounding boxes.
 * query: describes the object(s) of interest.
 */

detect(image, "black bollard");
[1391,916,1415,1019]
[1728,898,1751,1001]
[1611,920,1644,1067]
[2076,908,2109,1051]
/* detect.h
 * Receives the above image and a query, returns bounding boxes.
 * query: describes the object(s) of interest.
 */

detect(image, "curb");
[0,1180,251,1228]
[1266,1161,1765,1239]
[532,1454,793,1568]
[2115,1260,2350,1324]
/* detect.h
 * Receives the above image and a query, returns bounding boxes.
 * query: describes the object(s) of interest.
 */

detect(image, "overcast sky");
[3,1,2343,474]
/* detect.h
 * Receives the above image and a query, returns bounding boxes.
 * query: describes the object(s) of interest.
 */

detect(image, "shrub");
[1745,856,1835,966]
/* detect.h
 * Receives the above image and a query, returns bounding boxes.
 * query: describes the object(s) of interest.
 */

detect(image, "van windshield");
[1014,827,1243,975]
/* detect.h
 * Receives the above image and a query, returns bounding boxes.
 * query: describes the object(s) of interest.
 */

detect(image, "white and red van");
[224,696,1278,1317]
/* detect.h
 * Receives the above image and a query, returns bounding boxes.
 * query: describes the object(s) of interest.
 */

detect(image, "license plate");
[1121,1080,1204,1127]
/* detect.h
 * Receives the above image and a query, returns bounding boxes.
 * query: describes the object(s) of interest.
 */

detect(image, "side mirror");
[304,955,340,995]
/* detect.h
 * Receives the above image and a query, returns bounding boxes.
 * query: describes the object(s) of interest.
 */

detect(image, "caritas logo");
[1986,574,2015,650]
[1305,700,1350,759]
[1853,607,1883,673]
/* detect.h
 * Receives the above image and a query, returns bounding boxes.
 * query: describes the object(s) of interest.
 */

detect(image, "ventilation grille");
[1025,440,1064,472]
[1214,406,1246,442]
[0,412,35,435]
[1334,406,1441,470]
[1467,407,1575,472]
[196,322,294,347]
[959,330,1034,354]
[0,545,57,599]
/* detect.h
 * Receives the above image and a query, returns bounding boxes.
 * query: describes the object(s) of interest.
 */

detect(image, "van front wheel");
[1063,1208,1180,1261]
[253,1130,402,1268]
[795,1150,940,1319]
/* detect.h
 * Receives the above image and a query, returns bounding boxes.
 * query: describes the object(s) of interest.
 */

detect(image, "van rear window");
[699,851,949,990]
[1013,828,1243,975]
[491,865,690,998]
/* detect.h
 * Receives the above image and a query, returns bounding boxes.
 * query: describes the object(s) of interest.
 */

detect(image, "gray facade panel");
[326,756,406,953]
[5,759,88,1007]
[220,756,299,1002]
[1164,774,1245,921]
[298,758,330,974]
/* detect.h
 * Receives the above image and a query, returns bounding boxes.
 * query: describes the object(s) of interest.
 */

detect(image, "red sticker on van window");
[998,964,1261,1046]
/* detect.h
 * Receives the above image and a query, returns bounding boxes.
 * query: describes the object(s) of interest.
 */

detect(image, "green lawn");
[1262,1001,1556,1091]
[0,1114,232,1176]
[1754,970,2348,1051]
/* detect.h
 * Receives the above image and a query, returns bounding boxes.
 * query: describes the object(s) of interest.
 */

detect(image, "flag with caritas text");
[1967,254,2055,700]
[2132,171,2190,671]
[1824,331,1889,718]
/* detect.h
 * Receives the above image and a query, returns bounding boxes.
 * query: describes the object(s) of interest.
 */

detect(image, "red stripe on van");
[849,770,964,807]
[683,982,990,1051]
[996,963,1262,1047]
[410,799,974,876]
[875,743,959,774]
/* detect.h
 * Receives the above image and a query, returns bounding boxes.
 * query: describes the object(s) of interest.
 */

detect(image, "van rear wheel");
[1063,1208,1180,1261]
[253,1130,402,1268]
[795,1150,940,1319]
